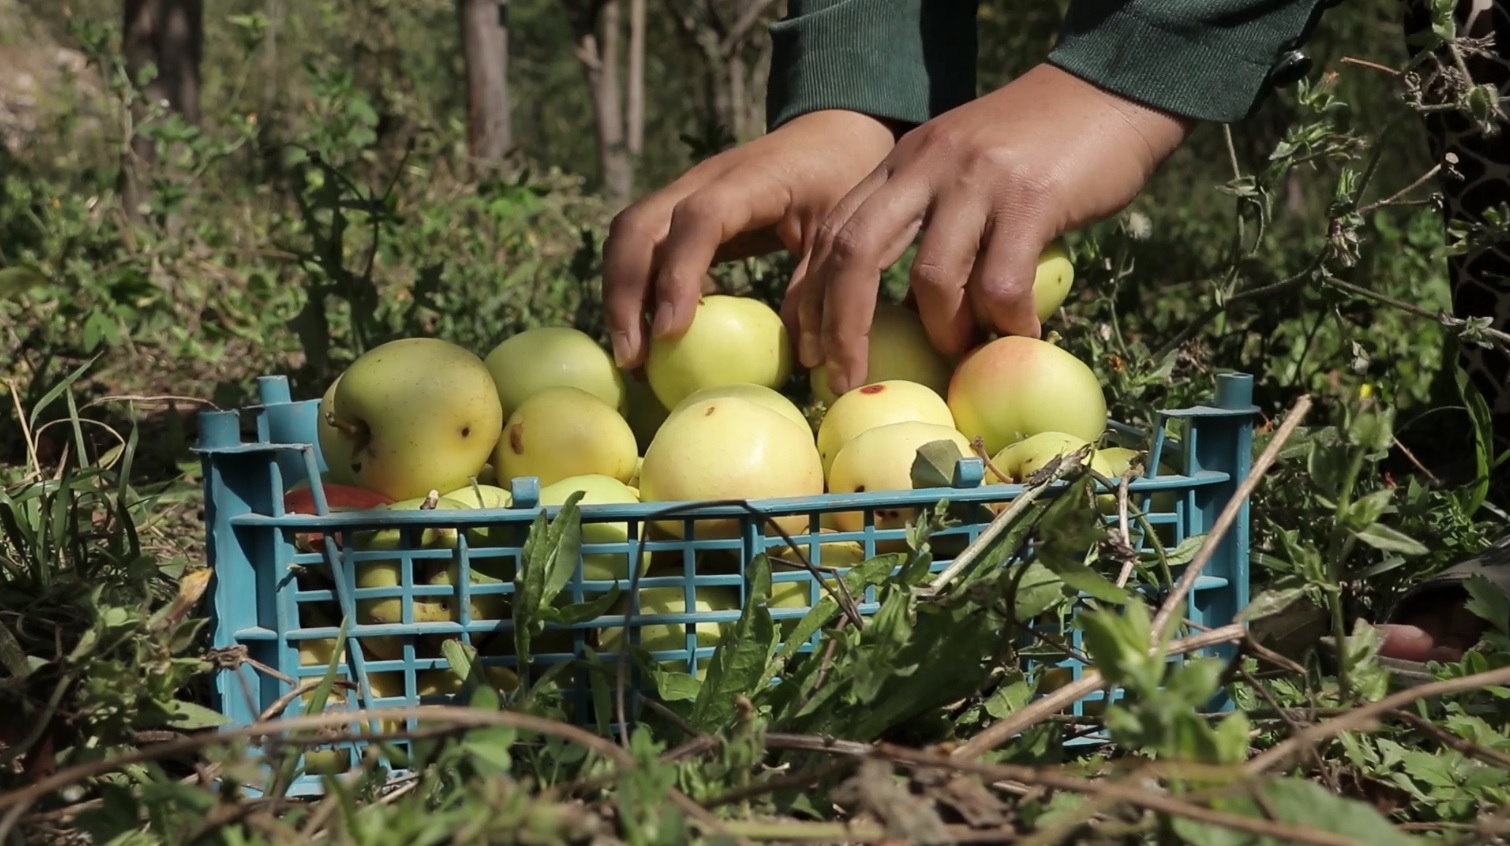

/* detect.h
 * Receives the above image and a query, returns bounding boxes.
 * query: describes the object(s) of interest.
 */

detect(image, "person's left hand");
[792,63,1195,397]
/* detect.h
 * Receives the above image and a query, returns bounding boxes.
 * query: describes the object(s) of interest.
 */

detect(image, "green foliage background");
[4,0,1510,843]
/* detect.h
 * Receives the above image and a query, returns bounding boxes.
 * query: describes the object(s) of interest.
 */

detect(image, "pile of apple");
[285,241,1176,692]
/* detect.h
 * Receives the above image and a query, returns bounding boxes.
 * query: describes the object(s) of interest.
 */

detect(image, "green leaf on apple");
[911,438,969,490]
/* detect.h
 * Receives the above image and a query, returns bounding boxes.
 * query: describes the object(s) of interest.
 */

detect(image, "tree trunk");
[457,0,514,171]
[121,0,204,220]
[626,0,645,158]
[566,0,634,207]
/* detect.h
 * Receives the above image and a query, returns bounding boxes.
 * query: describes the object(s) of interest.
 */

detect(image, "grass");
[4,3,1510,845]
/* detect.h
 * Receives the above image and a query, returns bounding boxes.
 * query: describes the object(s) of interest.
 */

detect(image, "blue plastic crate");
[195,370,1256,796]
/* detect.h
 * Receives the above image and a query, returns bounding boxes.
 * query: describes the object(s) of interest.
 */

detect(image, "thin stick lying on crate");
[925,450,1091,595]
[952,394,1310,760]
[1148,394,1311,643]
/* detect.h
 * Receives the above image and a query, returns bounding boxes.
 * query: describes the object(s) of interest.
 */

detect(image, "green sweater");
[766,0,1334,132]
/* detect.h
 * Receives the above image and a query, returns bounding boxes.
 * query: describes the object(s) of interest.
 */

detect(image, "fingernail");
[799,331,822,367]
[610,331,633,368]
[652,302,675,338]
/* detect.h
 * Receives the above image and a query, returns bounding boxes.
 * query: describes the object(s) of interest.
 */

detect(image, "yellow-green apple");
[809,301,953,406]
[353,495,505,630]
[638,396,824,539]
[816,379,956,480]
[963,239,1075,331]
[483,326,626,418]
[494,386,639,487]
[826,421,974,533]
[671,382,810,435]
[595,586,741,657]
[1030,239,1075,323]
[538,473,650,582]
[315,375,360,486]
[948,336,1107,455]
[988,432,1112,484]
[323,338,503,501]
[644,294,792,410]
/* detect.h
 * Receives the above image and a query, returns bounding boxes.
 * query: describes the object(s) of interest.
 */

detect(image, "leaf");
[1172,776,1426,846]
[542,585,622,626]
[775,553,902,663]
[513,492,585,669]
[1343,488,1395,531]
[162,699,233,729]
[1464,574,1510,636]
[0,264,48,298]
[1054,561,1130,605]
[1152,533,1207,568]
[648,669,702,703]
[1351,523,1429,556]
[911,439,969,489]
[461,725,516,773]
[689,554,777,732]
[1236,586,1308,622]
[1012,561,1065,620]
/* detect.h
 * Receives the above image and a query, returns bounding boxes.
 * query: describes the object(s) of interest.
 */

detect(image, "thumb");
[968,221,1048,339]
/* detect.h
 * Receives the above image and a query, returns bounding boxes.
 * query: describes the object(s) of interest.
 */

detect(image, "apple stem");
[971,437,1012,485]
[324,412,364,439]
[421,490,440,509]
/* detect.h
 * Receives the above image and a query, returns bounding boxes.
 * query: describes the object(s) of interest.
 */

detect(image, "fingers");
[968,213,1049,340]
[650,176,785,341]
[604,196,670,369]
[797,165,892,370]
[806,173,934,397]
[603,166,791,369]
[908,199,988,359]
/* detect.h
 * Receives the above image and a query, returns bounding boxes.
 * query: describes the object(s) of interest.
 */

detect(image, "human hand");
[796,63,1195,398]
[602,109,898,370]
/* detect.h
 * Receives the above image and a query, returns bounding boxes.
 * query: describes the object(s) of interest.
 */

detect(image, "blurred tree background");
[0,0,1461,477]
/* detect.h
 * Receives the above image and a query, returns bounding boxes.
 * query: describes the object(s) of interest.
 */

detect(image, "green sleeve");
[765,0,979,133]
[1048,0,1335,124]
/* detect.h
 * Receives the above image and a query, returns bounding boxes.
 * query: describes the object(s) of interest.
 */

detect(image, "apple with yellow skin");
[964,239,1075,329]
[988,432,1112,484]
[1095,446,1180,546]
[948,336,1107,455]
[638,396,824,539]
[494,386,639,488]
[644,294,793,410]
[441,481,522,577]
[539,473,651,582]
[595,586,741,656]
[826,421,974,532]
[484,326,626,419]
[809,301,953,406]
[323,338,504,501]
[315,375,360,487]
[816,380,956,479]
[354,496,509,635]
[671,382,811,436]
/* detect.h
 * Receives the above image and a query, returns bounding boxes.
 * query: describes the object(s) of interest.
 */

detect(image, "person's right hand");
[602,109,898,370]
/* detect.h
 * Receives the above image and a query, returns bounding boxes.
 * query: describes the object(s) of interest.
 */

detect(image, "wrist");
[1033,63,1193,165]
[780,109,901,155]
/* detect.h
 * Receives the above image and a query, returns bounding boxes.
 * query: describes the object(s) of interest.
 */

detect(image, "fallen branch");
[1245,663,1510,775]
